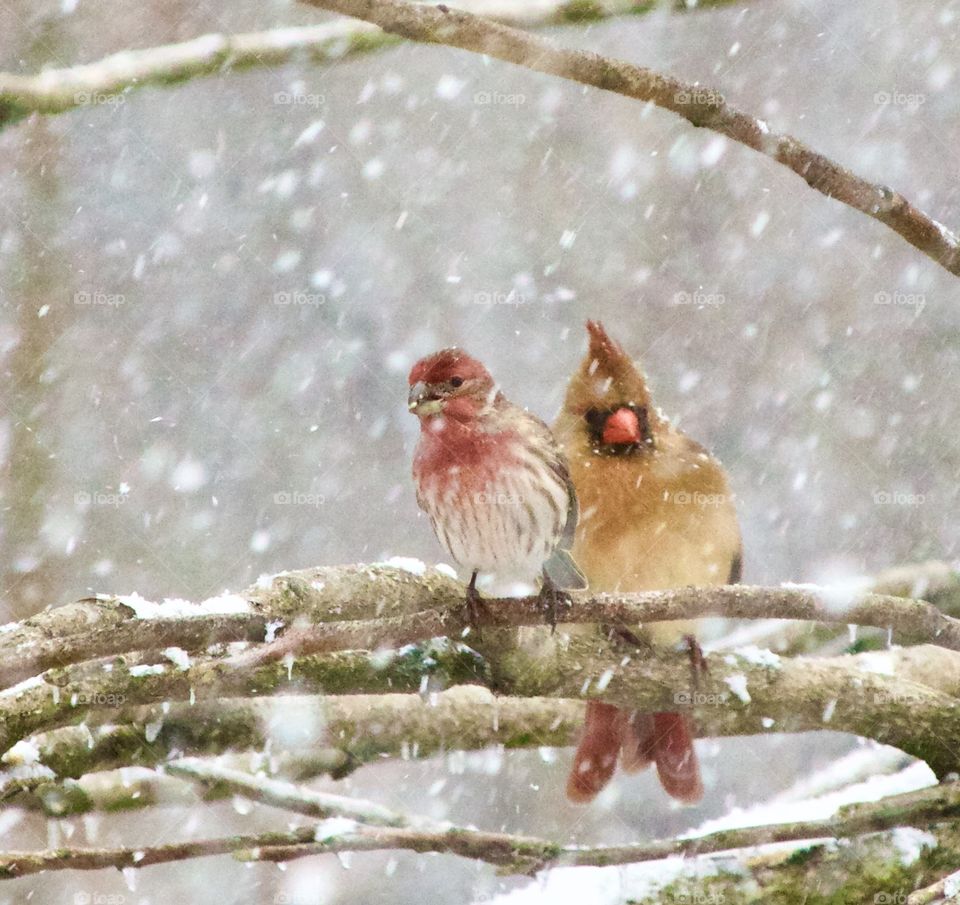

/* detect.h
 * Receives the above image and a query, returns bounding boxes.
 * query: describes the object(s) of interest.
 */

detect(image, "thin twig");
[164,758,408,826]
[4,779,960,878]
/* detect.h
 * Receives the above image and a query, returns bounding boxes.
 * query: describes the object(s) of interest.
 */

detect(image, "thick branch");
[231,578,960,671]
[0,688,583,800]
[3,632,960,780]
[4,562,958,690]
[303,0,960,277]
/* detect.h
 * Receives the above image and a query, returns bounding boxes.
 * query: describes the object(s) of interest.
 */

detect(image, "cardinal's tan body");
[556,321,741,803]
[558,425,741,644]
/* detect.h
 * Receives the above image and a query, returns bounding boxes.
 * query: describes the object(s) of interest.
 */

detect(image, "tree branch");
[301,0,960,278]
[0,688,584,802]
[0,0,730,132]
[164,758,409,825]
[4,777,960,878]
[4,561,959,690]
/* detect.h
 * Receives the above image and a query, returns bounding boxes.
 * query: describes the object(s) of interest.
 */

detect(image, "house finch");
[408,348,586,619]
[554,321,742,804]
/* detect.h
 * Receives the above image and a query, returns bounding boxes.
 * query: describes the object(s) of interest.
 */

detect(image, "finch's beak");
[408,382,443,416]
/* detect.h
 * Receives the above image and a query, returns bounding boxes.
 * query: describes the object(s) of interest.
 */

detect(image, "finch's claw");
[538,575,572,633]
[684,634,708,688]
[465,582,489,635]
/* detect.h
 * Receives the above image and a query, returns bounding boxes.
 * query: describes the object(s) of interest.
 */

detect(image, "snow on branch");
[1,562,960,780]
[302,0,960,278]
[0,559,957,887]
[4,559,958,688]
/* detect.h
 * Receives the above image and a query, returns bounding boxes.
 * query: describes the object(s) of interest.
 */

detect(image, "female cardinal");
[408,348,586,619]
[554,321,742,804]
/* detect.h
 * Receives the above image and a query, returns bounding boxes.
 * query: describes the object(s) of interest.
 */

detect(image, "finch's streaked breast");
[413,421,570,582]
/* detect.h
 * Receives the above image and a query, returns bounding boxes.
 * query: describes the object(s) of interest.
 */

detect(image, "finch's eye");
[450,376,464,388]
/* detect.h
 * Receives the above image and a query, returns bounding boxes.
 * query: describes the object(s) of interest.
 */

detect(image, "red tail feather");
[568,707,702,804]
[650,711,703,803]
[565,702,625,803]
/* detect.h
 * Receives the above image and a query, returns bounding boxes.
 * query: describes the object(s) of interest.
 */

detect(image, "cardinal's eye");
[450,376,464,388]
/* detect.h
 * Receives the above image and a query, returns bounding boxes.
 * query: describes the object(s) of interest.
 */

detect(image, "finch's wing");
[540,424,588,590]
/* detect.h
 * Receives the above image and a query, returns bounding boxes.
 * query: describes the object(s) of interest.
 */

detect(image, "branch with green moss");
[3,620,960,783]
[0,687,583,807]
[3,560,959,691]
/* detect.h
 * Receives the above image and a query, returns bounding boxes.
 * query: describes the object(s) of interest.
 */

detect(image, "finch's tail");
[544,547,587,590]
[566,706,703,804]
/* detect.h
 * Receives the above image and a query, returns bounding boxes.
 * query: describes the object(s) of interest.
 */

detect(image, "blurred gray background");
[0,0,957,901]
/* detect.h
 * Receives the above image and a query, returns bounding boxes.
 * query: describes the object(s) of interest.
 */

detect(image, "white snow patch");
[890,826,937,866]
[689,761,935,839]
[0,675,45,698]
[314,817,359,841]
[129,664,166,677]
[383,556,426,576]
[487,858,729,905]
[163,647,191,671]
[723,673,751,703]
[857,651,898,676]
[265,620,284,643]
[944,869,960,898]
[3,740,41,765]
[117,592,250,619]
[761,717,775,728]
[780,578,871,614]
[732,645,781,668]
[434,563,458,580]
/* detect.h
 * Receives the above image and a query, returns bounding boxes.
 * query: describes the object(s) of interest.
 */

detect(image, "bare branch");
[0,688,584,801]
[230,578,960,671]
[4,778,960,878]
[0,0,723,132]
[302,0,960,277]
[164,758,408,825]
[3,632,960,779]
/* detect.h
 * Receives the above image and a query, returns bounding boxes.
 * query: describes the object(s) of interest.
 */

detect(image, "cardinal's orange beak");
[602,407,641,445]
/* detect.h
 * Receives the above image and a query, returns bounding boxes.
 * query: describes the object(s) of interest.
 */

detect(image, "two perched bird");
[408,321,741,804]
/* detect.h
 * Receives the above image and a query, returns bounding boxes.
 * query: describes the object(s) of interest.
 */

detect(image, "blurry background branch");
[1,1,956,277]
[0,0,738,132]
[303,0,960,277]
